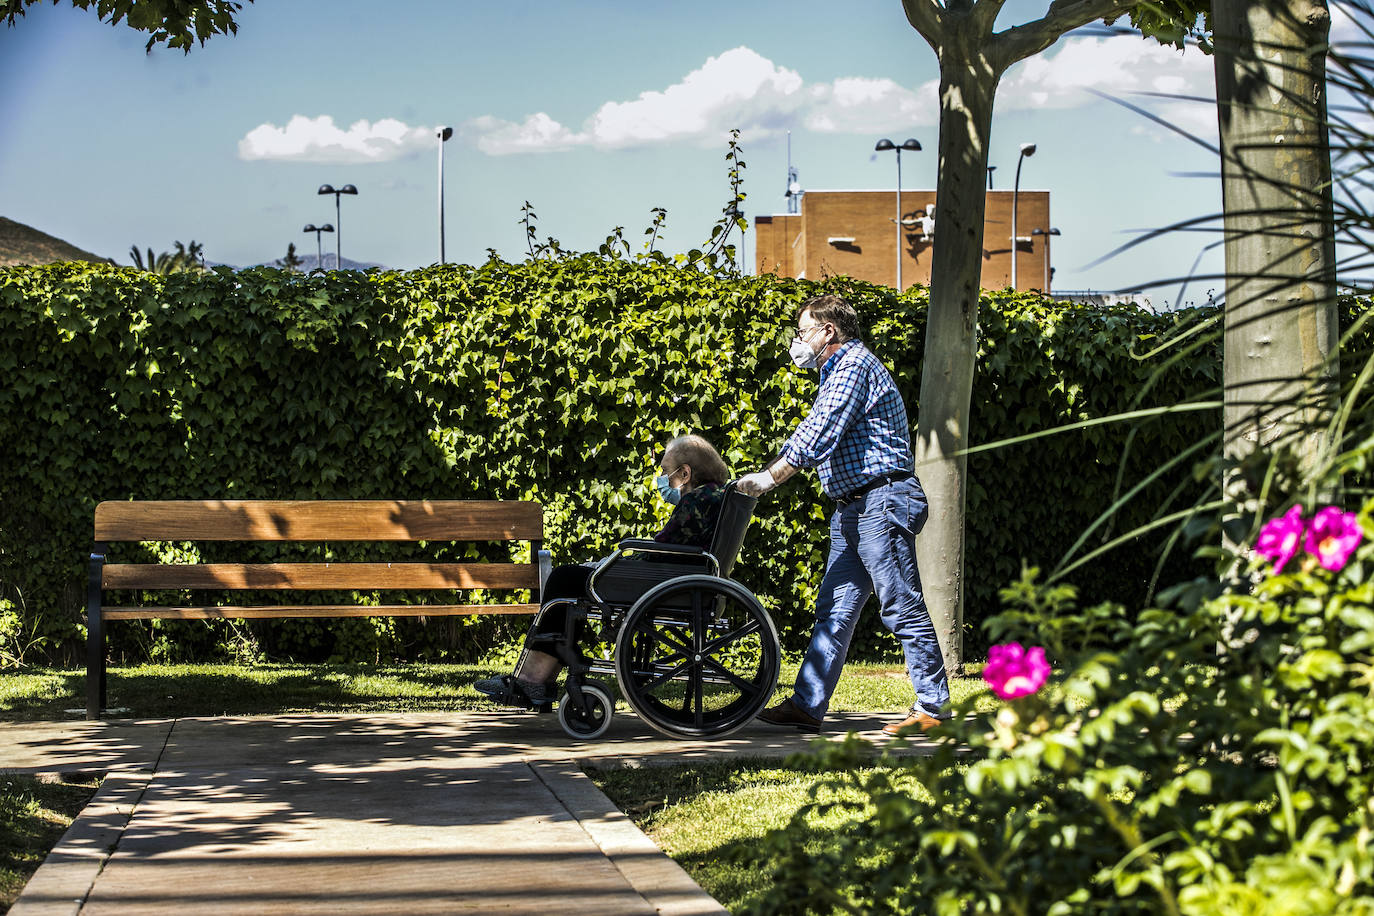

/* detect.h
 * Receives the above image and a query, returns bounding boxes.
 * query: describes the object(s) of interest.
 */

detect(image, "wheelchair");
[531,481,781,740]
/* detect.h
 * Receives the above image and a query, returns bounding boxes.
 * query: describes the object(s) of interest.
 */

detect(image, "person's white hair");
[664,434,729,485]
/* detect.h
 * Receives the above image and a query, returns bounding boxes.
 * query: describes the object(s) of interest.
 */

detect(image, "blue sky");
[1,0,1246,302]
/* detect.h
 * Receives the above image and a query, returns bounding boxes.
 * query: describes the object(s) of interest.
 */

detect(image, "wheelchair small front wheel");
[557,682,614,740]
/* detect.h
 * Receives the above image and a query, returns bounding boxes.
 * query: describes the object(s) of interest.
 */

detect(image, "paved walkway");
[3,710,937,914]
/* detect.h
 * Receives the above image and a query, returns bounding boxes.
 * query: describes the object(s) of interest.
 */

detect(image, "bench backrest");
[94,500,541,542]
[92,500,544,618]
[86,499,545,718]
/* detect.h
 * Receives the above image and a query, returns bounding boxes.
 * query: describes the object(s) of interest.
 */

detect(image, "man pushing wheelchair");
[473,293,950,740]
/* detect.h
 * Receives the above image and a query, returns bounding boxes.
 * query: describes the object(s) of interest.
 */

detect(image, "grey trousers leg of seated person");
[522,562,595,654]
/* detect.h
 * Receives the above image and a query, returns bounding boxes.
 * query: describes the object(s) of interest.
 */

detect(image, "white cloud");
[246,40,1217,163]
[238,115,436,163]
[464,112,585,155]
[803,76,938,133]
[1001,34,1216,139]
[586,46,806,145]
[463,40,1218,156]
[1331,2,1365,45]
[463,46,941,155]
[464,47,814,154]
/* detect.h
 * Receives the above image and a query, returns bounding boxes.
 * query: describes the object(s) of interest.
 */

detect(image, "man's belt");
[834,470,914,506]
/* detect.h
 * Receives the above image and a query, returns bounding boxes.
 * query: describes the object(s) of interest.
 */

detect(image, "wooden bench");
[86,500,548,719]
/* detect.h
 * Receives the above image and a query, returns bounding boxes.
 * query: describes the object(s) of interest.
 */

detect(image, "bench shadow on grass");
[0,664,503,721]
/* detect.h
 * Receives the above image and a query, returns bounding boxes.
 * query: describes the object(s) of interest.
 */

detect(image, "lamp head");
[874,138,895,151]
[321,224,335,232]
[438,126,453,142]
[303,224,317,232]
[340,184,358,195]
[900,138,921,151]
[317,184,335,195]
[1019,143,1037,157]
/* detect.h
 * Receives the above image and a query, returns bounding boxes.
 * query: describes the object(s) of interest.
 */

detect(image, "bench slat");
[102,562,538,591]
[94,500,543,542]
[100,604,539,620]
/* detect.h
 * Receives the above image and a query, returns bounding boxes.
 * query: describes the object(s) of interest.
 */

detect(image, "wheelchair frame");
[531,481,781,740]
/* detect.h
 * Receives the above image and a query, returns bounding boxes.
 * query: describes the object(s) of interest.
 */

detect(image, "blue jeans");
[792,477,951,720]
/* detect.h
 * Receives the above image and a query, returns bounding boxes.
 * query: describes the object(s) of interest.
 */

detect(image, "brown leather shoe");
[882,710,944,737]
[756,697,822,733]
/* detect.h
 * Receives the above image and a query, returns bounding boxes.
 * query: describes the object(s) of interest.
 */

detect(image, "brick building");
[754,189,1053,292]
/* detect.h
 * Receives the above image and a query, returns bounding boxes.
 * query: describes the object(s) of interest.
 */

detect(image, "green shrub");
[0,259,1229,664]
[753,505,1374,914]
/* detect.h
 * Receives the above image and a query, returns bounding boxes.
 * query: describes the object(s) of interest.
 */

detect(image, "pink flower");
[1305,506,1363,572]
[983,642,1051,700]
[1256,504,1306,573]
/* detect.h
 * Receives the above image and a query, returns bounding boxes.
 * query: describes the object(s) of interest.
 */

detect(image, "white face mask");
[789,337,820,369]
[789,326,827,369]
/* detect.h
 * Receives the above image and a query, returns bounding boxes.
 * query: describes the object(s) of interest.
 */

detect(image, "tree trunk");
[1214,0,1338,484]
[914,30,1000,673]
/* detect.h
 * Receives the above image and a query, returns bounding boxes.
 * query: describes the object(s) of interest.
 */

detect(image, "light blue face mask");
[654,472,681,505]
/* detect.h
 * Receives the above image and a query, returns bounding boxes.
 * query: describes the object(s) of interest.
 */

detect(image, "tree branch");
[990,0,1136,69]
[971,0,1010,36]
[901,0,945,48]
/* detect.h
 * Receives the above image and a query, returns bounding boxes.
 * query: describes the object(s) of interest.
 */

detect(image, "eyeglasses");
[791,324,829,346]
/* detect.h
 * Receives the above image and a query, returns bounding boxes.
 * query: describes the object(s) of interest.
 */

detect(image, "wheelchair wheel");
[614,575,780,739]
[557,681,614,740]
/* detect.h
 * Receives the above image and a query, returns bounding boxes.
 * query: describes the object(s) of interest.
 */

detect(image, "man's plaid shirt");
[778,340,914,499]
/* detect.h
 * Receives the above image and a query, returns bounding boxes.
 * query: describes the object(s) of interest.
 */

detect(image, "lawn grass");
[0,659,993,721]
[0,662,506,721]
[809,660,994,715]
[587,757,934,914]
[0,774,100,914]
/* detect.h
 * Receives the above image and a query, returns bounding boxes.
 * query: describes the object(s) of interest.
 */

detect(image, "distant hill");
[205,253,388,271]
[0,216,111,267]
[254,253,388,272]
[0,219,388,272]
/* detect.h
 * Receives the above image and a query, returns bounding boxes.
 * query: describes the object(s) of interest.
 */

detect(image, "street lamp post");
[302,223,334,271]
[1031,227,1061,292]
[875,137,922,290]
[317,183,358,268]
[986,165,996,190]
[437,127,453,263]
[1011,143,1036,289]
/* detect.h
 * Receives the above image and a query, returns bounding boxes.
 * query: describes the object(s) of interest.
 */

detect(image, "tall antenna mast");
[785,130,801,214]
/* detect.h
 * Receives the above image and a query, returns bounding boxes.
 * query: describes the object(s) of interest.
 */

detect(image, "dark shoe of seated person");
[881,708,945,736]
[756,697,821,733]
[473,675,555,709]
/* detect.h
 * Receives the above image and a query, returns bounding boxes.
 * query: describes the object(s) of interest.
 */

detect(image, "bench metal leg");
[86,549,105,720]
[535,544,551,605]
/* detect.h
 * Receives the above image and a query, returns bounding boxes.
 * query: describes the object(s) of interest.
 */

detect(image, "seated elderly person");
[475,434,730,708]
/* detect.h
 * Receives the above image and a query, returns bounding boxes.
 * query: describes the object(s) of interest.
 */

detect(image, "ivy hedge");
[0,258,1228,666]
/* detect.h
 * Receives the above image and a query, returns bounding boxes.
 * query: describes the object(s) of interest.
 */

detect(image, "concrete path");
[3,710,937,915]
